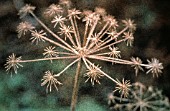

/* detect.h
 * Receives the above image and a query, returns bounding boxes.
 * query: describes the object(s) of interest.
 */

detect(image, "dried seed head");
[41,71,62,93]
[17,21,35,38]
[30,30,46,45]
[131,57,144,75]
[51,15,66,27]
[146,58,163,77]
[68,8,81,19]
[4,53,23,75]
[95,7,106,16]
[43,46,59,63]
[58,25,73,39]
[59,0,72,8]
[18,4,35,18]
[122,19,136,31]
[44,4,63,17]
[114,78,131,99]
[123,32,134,46]
[84,64,104,86]
[109,46,121,59]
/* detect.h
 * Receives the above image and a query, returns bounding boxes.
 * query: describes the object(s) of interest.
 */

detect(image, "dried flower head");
[43,46,58,63]
[131,57,144,75]
[68,8,81,19]
[146,58,163,77]
[59,0,72,8]
[44,4,63,17]
[122,19,136,31]
[17,21,35,38]
[84,64,104,86]
[18,4,35,18]
[114,78,132,99]
[51,15,66,27]
[109,46,121,58]
[95,7,106,16]
[123,32,134,46]
[43,46,58,58]
[58,25,73,39]
[107,92,116,105]
[41,71,62,93]
[30,30,46,45]
[82,12,100,26]
[4,53,23,74]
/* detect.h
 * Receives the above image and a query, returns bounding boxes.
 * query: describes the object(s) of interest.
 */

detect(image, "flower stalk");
[71,59,82,111]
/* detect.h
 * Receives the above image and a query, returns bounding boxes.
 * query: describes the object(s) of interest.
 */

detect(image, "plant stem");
[70,59,82,111]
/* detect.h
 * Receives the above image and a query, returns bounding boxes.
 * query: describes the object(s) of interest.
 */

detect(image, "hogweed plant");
[5,0,164,110]
[107,82,170,111]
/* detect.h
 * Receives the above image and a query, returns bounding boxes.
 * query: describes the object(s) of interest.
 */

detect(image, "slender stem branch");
[70,17,80,47]
[71,60,82,111]
[67,33,77,47]
[55,58,80,77]
[58,52,75,55]
[97,22,110,39]
[98,24,112,40]
[87,55,132,65]
[84,19,98,48]
[82,57,90,69]
[74,16,81,46]
[94,52,110,56]
[83,22,89,46]
[19,56,78,63]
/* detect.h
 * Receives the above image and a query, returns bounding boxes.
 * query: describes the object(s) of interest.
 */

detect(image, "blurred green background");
[0,0,170,110]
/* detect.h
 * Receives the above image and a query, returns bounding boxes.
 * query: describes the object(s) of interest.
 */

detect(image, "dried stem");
[71,59,82,111]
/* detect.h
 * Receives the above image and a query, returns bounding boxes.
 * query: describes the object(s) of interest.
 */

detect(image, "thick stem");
[70,59,82,111]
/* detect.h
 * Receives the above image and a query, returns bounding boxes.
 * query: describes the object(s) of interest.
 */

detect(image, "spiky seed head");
[18,4,35,18]
[114,78,132,99]
[30,30,46,45]
[123,32,134,46]
[122,19,136,31]
[4,53,23,75]
[17,21,35,38]
[44,4,63,17]
[131,57,144,75]
[146,58,163,77]
[41,71,62,93]
[95,7,106,16]
[84,64,104,86]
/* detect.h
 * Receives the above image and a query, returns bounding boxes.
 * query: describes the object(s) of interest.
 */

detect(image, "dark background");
[0,0,170,110]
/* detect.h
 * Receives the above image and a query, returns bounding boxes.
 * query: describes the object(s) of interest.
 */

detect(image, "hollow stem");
[70,59,82,111]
